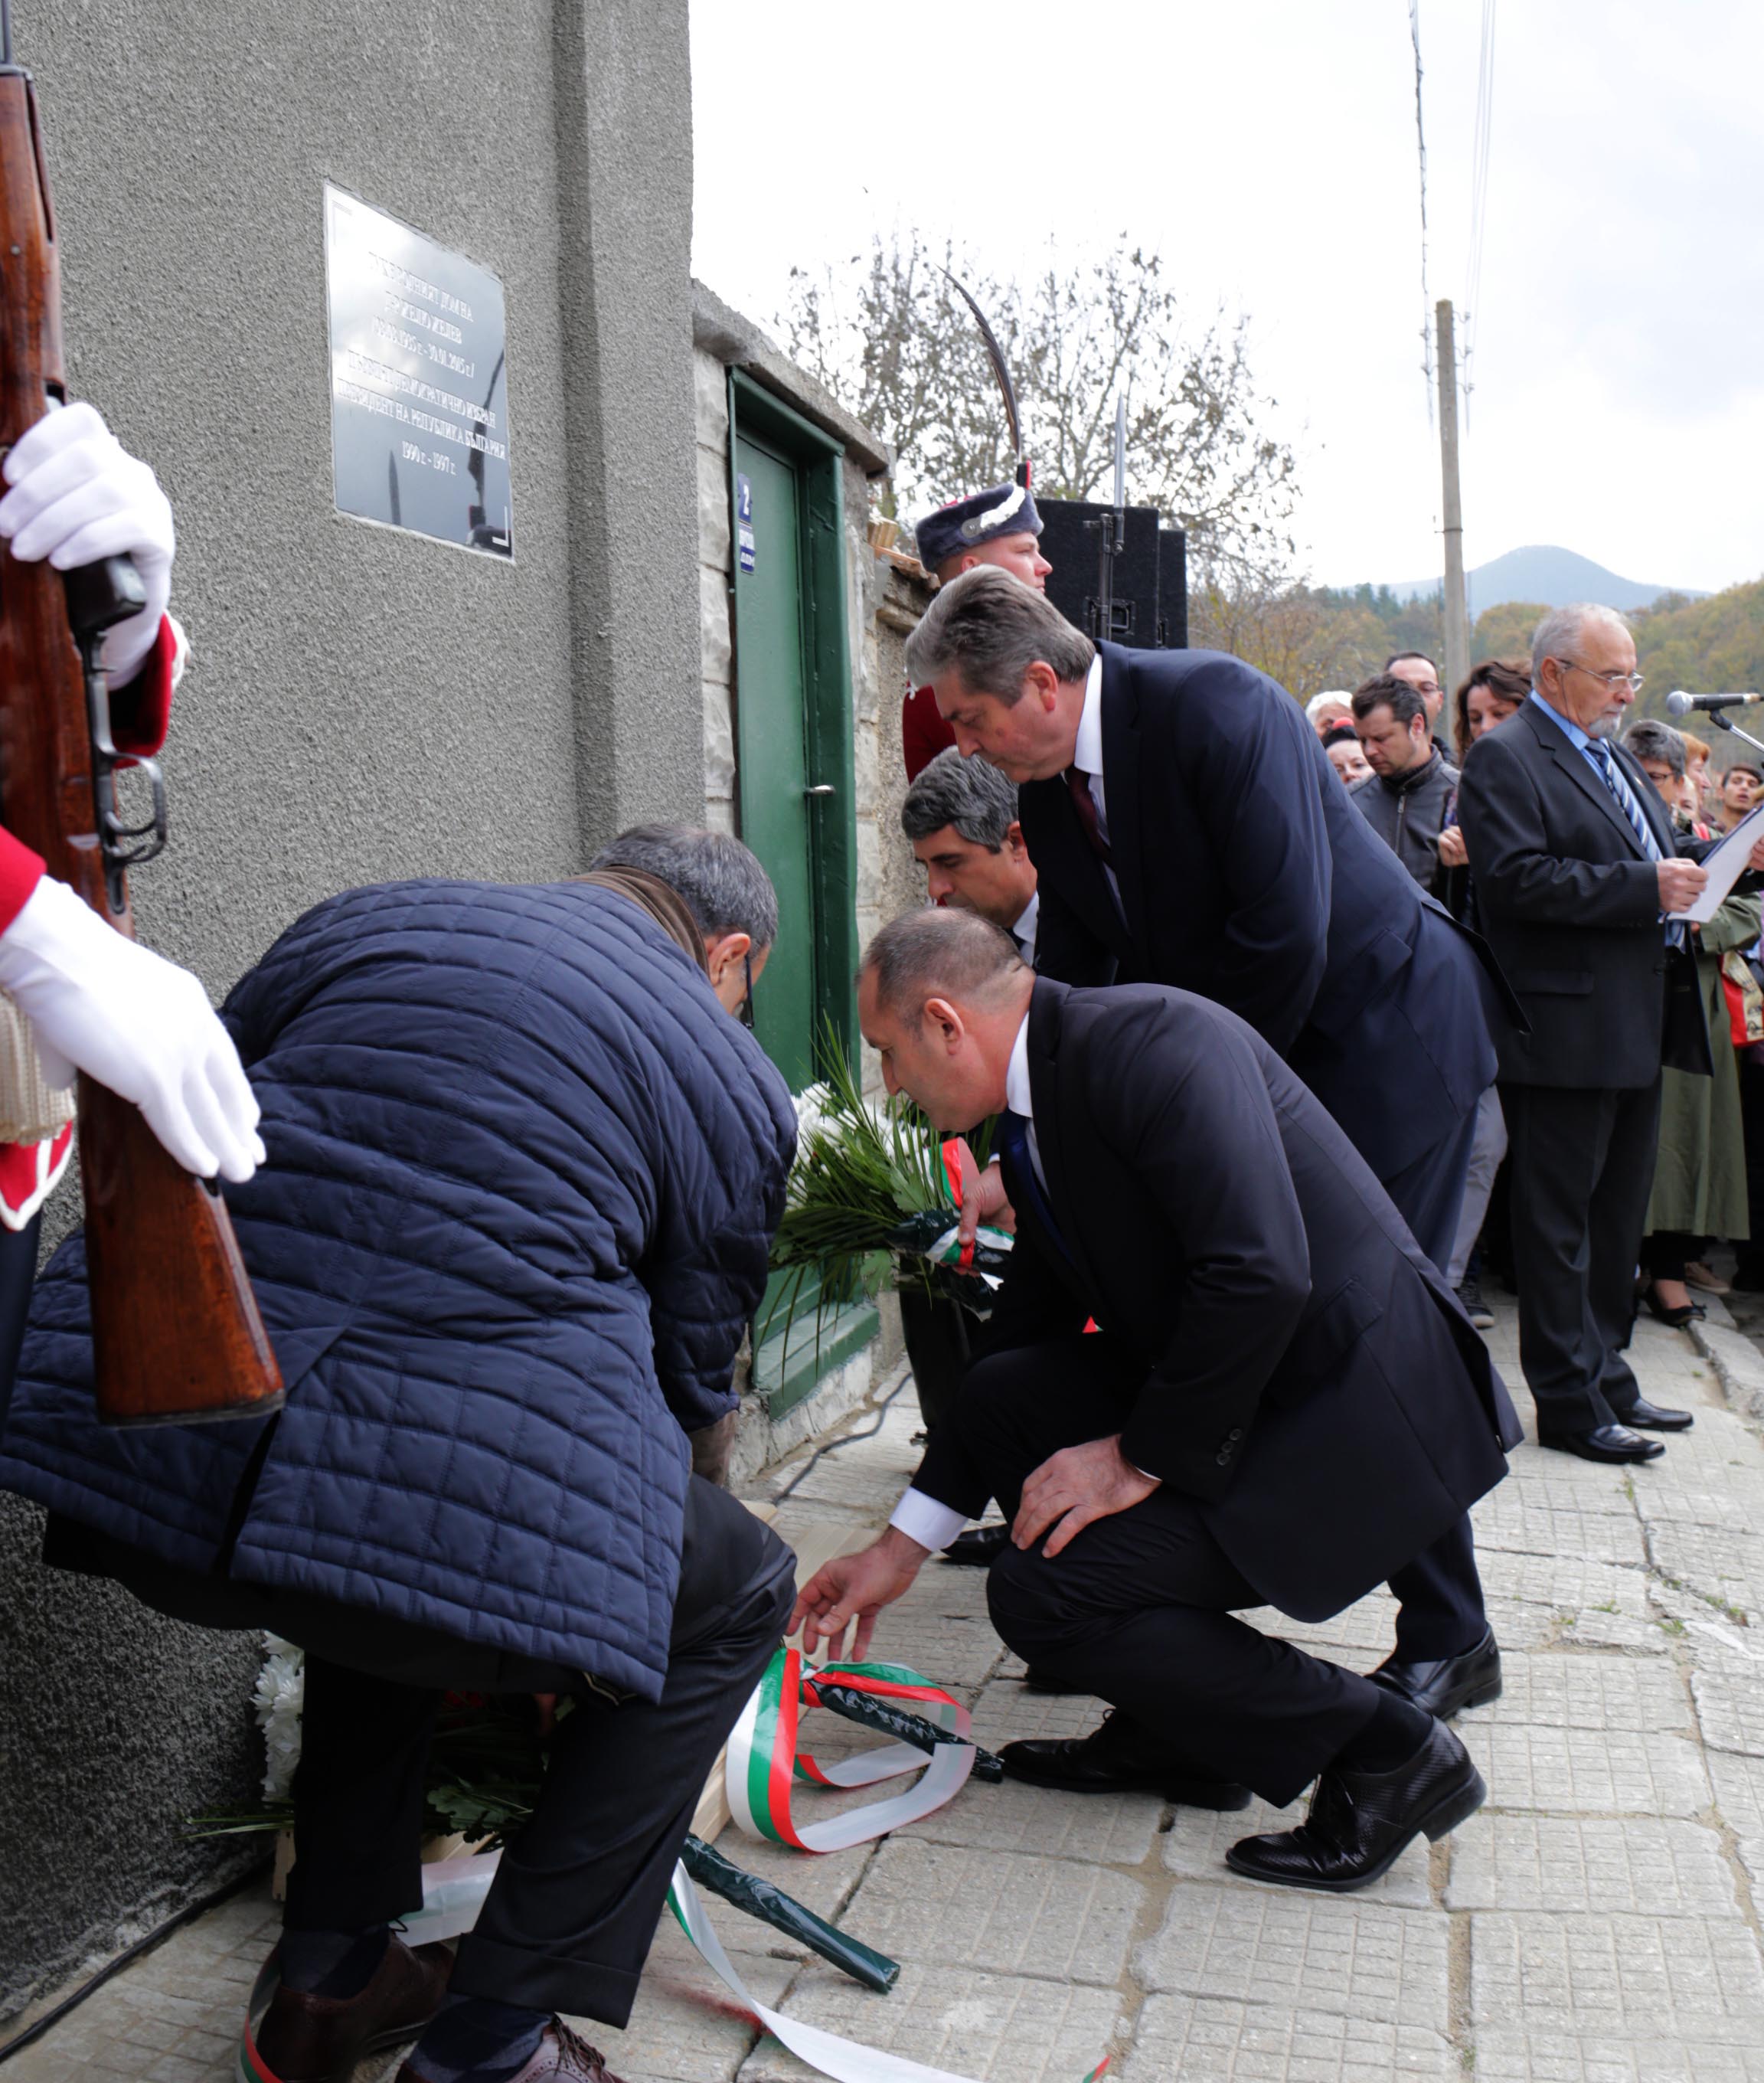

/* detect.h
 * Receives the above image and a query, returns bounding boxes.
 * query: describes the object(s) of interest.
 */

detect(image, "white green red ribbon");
[665,1864,1109,2083]
[725,1649,974,1852]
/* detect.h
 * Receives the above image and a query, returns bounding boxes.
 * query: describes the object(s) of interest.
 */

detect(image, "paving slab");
[736,1961,1125,2083]
[1134,1883,1450,2031]
[836,1839,1145,1987]
[1478,1651,1691,1734]
[1472,2029,1764,2083]
[568,1918,795,2083]
[1647,1523,1764,1619]
[1443,1813,1740,1916]
[1469,1910,1764,2042]
[1475,1550,1650,1617]
[1120,1992,1455,2083]
[966,1678,1109,1750]
[1469,1490,1648,1567]
[1693,1661,1764,1758]
[900,1767,1162,1867]
[1462,1722,1712,1815]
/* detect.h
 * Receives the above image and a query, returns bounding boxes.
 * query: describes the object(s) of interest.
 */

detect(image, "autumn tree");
[780,232,1298,577]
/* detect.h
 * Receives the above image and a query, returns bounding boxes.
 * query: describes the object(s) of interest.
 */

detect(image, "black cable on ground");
[766,1361,911,1504]
[0,1852,272,2066]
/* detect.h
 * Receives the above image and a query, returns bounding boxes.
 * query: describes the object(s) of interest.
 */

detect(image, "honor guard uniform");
[903,480,1050,780]
[0,403,262,1416]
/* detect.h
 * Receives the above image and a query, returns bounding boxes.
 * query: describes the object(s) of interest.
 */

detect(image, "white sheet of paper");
[1669,801,1764,924]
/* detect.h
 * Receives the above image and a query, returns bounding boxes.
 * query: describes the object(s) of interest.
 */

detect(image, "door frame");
[727,368,860,1081]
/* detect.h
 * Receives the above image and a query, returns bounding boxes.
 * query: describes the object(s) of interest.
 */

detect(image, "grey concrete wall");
[0,0,697,2023]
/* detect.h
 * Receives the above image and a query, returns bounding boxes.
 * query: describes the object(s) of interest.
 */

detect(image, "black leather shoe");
[1370,1627,1501,1719]
[1621,1398,1694,1432]
[1224,1718,1485,1892]
[1020,1665,1084,1695]
[1002,1713,1251,1807]
[942,1524,1011,1565]
[1538,1423,1664,1464]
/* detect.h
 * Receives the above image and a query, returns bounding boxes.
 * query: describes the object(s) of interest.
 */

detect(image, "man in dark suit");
[799,910,1517,1890]
[1456,603,1762,1463]
[901,566,1511,1720]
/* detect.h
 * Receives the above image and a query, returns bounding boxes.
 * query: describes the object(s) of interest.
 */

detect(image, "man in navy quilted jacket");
[0,849,800,2083]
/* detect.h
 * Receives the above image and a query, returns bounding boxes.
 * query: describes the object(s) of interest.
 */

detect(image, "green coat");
[1647,891,1759,1240]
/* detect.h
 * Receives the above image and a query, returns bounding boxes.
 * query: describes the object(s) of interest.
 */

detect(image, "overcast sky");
[691,0,1763,597]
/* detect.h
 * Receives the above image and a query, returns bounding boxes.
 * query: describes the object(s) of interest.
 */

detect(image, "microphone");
[1666,690,1764,715]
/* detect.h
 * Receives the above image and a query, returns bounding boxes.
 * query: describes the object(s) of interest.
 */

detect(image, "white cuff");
[888,1486,970,1555]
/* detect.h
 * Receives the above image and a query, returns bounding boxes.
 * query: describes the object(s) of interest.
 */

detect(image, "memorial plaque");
[324,183,514,559]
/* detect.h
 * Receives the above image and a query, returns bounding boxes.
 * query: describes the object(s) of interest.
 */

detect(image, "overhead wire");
[1409,0,1435,423]
[1462,0,1498,427]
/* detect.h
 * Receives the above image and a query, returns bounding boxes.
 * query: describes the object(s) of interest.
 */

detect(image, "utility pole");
[1436,299,1470,728]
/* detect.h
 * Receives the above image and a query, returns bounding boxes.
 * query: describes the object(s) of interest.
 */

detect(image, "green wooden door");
[733,432,818,1091]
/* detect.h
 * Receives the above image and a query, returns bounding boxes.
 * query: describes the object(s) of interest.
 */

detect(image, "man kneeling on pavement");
[796,907,1521,1892]
[0,833,797,2083]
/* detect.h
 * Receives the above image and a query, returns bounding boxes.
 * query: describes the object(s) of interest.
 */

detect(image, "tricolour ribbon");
[725,1649,973,1851]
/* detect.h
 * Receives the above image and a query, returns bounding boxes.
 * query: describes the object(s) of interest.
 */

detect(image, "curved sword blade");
[942,270,1023,476]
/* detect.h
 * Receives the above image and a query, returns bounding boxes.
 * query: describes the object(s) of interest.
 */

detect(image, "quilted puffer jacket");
[0,880,798,1701]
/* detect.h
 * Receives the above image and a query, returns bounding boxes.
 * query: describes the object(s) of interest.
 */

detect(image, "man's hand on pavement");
[791,1527,928,1662]
[954,1135,1016,1246]
[1658,857,1708,914]
[1013,1435,1158,1559]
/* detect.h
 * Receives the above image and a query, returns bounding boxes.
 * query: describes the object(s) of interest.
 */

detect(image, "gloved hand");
[0,878,263,1184]
[0,400,175,686]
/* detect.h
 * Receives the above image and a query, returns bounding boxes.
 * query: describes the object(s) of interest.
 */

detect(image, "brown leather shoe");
[398,2018,627,2082]
[256,1934,452,2083]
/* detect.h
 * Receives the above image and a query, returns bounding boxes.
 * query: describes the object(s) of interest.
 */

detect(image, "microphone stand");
[1707,710,1764,761]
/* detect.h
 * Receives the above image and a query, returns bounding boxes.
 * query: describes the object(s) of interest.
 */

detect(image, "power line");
[1408,0,1435,423]
[1462,0,1498,426]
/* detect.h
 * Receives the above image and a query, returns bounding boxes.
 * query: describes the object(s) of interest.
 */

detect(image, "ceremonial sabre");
[942,270,1029,489]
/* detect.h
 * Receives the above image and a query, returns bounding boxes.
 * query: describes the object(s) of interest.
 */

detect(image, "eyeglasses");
[1559,659,1645,695]
[738,951,755,1030]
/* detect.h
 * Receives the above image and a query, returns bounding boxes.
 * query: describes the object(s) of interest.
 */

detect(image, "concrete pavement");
[11,1292,1764,2081]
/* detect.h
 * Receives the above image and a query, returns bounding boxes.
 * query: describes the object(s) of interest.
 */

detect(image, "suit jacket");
[1021,643,1508,1181]
[917,979,1519,1623]
[1455,699,1710,1088]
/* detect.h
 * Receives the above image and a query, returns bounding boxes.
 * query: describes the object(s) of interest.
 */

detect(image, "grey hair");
[904,565,1094,705]
[1530,602,1632,680]
[901,747,1019,849]
[589,824,779,950]
[1305,691,1352,723]
[861,907,1025,1020]
[1622,719,1686,777]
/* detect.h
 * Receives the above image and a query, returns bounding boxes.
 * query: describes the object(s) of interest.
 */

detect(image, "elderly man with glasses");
[1459,603,1764,1465]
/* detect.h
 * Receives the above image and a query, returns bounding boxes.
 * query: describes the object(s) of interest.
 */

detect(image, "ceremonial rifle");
[0,5,282,1425]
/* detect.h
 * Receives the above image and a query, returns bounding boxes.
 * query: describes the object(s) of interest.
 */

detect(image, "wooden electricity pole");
[1436,299,1470,721]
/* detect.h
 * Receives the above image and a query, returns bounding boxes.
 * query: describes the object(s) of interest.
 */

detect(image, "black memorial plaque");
[324,183,513,559]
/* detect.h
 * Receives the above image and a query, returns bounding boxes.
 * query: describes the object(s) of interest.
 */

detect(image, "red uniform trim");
[0,829,44,936]
[902,684,956,782]
[112,611,176,759]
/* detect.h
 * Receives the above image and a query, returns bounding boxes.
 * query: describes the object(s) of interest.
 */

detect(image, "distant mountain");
[1383,544,1707,618]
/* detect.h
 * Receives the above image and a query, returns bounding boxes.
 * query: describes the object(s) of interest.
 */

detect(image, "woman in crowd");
[1321,721,1372,786]
[1625,719,1759,1326]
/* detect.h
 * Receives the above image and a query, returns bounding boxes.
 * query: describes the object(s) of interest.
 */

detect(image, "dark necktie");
[1065,767,1112,865]
[1586,741,1687,950]
[994,1108,1076,1271]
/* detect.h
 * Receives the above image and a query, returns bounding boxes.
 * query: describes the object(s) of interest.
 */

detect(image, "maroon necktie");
[1066,767,1112,864]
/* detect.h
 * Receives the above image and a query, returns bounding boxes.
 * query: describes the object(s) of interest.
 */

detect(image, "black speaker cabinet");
[1037,499,1186,649]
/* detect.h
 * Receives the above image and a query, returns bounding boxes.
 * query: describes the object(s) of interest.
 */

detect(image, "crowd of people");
[3,415,1762,2083]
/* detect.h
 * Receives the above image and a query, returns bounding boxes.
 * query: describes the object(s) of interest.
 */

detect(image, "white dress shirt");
[1011,888,1040,966]
[889,1011,1037,1555]
[1070,653,1125,914]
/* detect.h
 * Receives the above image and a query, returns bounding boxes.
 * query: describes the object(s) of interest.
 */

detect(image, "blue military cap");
[914,480,1042,574]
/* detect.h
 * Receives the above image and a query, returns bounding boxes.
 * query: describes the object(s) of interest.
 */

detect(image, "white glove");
[0,400,175,686]
[0,878,263,1184]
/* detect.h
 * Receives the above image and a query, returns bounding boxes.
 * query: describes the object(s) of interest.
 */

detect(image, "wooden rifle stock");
[0,62,281,1425]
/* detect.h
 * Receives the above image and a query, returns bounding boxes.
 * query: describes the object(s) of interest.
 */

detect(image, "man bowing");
[903,567,1514,1721]
[796,910,1516,1891]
